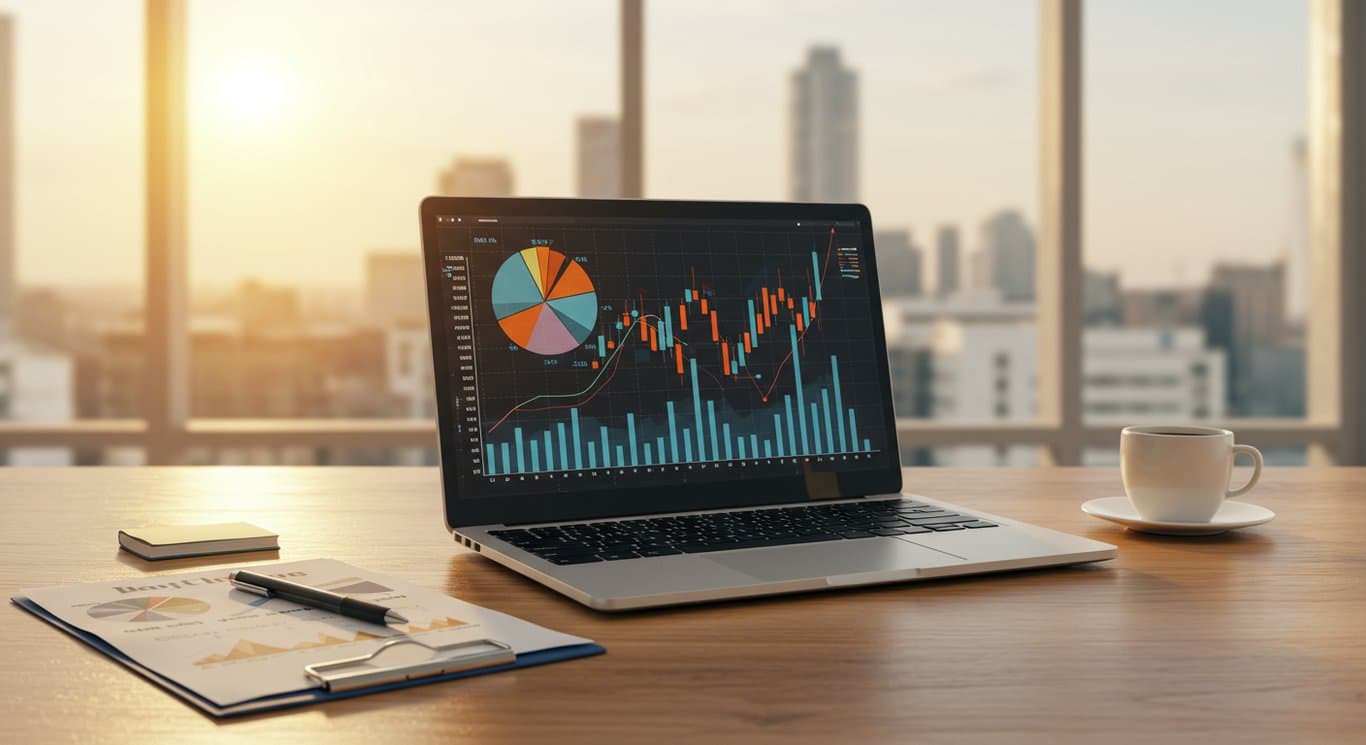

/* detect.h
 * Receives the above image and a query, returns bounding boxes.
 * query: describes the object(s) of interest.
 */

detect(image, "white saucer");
[1080,497,1275,536]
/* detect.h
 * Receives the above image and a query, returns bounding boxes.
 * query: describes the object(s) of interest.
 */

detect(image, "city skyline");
[0,0,1306,290]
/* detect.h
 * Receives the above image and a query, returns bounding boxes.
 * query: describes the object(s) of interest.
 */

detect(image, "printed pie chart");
[491,247,598,356]
[88,596,212,622]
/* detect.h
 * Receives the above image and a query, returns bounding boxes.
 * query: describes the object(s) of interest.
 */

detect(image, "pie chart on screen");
[491,247,598,356]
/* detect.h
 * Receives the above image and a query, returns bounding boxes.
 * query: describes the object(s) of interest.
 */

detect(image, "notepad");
[118,522,279,560]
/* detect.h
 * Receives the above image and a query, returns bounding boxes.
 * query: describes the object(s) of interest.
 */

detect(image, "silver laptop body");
[421,197,1115,611]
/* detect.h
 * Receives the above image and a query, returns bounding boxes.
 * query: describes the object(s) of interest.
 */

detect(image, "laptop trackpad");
[704,538,964,583]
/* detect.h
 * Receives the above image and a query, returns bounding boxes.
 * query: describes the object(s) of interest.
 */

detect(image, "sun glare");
[220,63,285,122]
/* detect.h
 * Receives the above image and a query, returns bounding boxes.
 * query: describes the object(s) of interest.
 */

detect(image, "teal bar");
[811,251,823,301]
[685,288,692,302]
[500,442,511,472]
[664,305,674,348]
[655,436,665,463]
[831,355,846,451]
[683,429,693,463]
[801,296,810,325]
[530,440,540,471]
[570,408,583,469]
[723,422,733,459]
[690,359,705,460]
[543,431,554,470]
[737,436,746,459]
[557,423,568,470]
[764,440,772,458]
[731,360,738,375]
[863,437,870,450]
[810,402,822,454]
[790,326,809,454]
[848,409,858,451]
[749,433,759,458]
[707,400,719,462]
[599,426,611,467]
[821,390,834,454]
[485,443,496,475]
[514,427,525,473]
[784,395,797,454]
[747,299,759,347]
[588,442,597,469]
[627,413,639,466]
[597,335,605,357]
[773,414,785,457]
[667,402,679,463]
[644,443,654,465]
[615,445,624,467]
[737,344,746,368]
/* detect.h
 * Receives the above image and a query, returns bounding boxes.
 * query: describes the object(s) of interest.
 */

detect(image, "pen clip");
[228,575,272,598]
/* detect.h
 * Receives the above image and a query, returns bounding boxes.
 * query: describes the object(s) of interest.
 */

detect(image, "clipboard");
[13,596,605,718]
[304,636,516,692]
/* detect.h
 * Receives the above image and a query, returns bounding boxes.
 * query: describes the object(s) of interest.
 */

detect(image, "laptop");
[419,197,1115,611]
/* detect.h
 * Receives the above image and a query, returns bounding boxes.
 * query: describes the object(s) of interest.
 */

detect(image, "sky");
[1,0,1306,291]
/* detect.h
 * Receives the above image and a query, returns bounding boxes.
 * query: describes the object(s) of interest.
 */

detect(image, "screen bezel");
[420,197,903,529]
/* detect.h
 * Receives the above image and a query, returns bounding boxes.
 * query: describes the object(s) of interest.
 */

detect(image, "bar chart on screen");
[447,221,884,482]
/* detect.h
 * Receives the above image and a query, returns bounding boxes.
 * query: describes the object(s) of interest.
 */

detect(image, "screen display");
[428,208,896,509]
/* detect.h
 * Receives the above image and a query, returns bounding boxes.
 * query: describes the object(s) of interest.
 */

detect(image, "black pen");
[228,570,409,626]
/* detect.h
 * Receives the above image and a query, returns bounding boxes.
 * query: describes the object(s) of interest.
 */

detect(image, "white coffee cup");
[1120,425,1264,523]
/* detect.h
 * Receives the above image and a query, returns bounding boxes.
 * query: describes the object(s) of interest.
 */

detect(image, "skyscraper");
[980,210,1036,303]
[365,252,426,328]
[789,46,858,202]
[575,116,620,198]
[936,225,960,297]
[436,157,514,197]
[1211,261,1286,352]
[873,230,923,297]
[1210,261,1288,414]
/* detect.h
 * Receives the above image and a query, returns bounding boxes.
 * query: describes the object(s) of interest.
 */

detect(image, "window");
[0,0,145,465]
[0,1,1358,467]
[1084,0,1308,434]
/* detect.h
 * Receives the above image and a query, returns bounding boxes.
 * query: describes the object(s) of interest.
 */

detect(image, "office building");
[789,46,858,202]
[1211,261,1285,352]
[235,279,300,335]
[873,230,923,297]
[436,157,514,197]
[575,116,620,198]
[1082,328,1225,421]
[1122,287,1203,327]
[979,210,1036,303]
[883,295,1224,466]
[0,339,74,465]
[1083,270,1123,326]
[365,252,426,328]
[936,225,960,297]
[386,324,435,421]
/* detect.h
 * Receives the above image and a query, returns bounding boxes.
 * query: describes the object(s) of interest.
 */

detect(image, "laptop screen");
[423,199,901,527]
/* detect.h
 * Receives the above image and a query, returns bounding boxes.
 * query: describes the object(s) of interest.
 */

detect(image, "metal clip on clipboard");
[304,637,515,693]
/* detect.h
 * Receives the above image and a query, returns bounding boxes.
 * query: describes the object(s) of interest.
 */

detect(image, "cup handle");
[1226,444,1263,498]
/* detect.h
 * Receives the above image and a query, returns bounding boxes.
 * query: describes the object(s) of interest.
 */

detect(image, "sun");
[220,62,285,122]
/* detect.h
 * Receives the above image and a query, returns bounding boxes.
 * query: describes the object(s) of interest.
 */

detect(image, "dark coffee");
[1150,431,1209,436]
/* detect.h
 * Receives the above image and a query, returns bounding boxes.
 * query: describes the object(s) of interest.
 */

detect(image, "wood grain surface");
[2,466,1363,744]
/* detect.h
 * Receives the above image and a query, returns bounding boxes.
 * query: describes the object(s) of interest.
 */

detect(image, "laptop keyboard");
[487,499,998,565]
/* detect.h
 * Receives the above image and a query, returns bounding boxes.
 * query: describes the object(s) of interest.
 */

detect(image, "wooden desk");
[3,467,1363,744]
